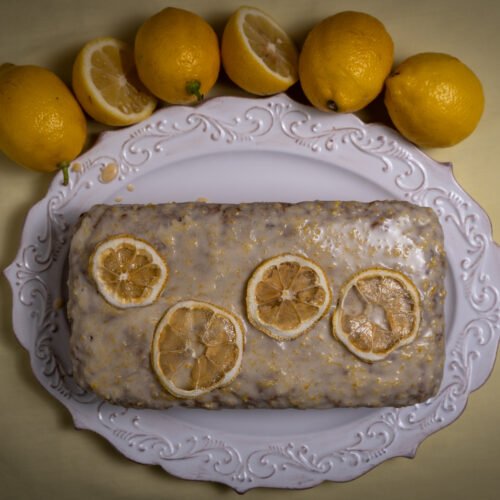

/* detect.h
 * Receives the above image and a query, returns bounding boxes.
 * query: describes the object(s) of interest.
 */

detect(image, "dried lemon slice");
[89,235,168,308]
[332,268,421,362]
[246,254,332,340]
[151,300,244,398]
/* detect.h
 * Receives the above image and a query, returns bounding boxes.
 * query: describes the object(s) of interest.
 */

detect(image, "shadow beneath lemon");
[358,91,393,127]
[287,80,396,133]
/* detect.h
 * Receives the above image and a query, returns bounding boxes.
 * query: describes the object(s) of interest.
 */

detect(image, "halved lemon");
[332,268,421,362]
[151,300,244,398]
[72,37,157,126]
[246,254,332,340]
[221,6,299,95]
[89,235,168,308]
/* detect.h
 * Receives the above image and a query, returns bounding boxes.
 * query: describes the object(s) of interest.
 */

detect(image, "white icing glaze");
[67,201,446,409]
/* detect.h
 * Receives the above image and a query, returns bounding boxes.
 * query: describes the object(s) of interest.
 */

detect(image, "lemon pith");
[151,300,245,398]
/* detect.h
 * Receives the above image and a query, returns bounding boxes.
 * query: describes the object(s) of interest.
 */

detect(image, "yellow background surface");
[1,1,498,499]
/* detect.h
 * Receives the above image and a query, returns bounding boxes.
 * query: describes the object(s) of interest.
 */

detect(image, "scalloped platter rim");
[4,94,500,492]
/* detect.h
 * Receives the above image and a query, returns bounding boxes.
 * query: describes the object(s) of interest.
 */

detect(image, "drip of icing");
[100,162,119,183]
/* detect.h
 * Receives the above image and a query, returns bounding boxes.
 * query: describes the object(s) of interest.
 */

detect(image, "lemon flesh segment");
[152,300,245,398]
[73,37,157,126]
[333,268,421,362]
[242,12,298,80]
[246,254,332,341]
[222,6,299,95]
[89,235,168,308]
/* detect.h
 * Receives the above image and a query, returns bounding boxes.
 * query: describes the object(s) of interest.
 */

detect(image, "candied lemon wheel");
[332,268,421,362]
[89,235,168,308]
[151,300,244,398]
[246,254,332,341]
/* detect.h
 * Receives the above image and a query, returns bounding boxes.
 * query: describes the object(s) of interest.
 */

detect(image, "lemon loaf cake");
[67,201,446,409]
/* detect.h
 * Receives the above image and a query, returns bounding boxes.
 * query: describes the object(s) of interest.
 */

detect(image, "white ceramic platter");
[4,94,500,492]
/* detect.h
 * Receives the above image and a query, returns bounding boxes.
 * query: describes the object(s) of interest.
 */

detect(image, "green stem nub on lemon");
[58,161,71,186]
[185,80,204,102]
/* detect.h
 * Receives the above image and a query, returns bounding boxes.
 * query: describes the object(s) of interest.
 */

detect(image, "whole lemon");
[299,11,394,113]
[135,7,220,104]
[384,53,484,147]
[0,64,87,183]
